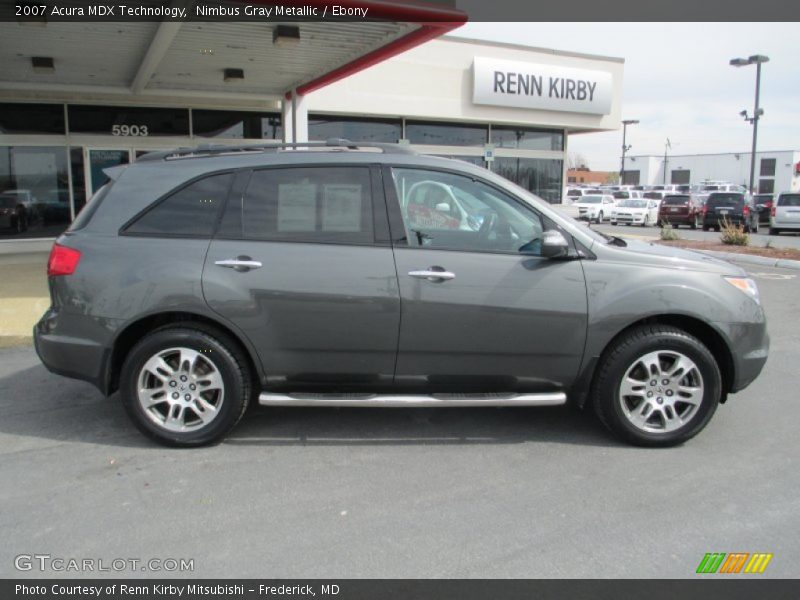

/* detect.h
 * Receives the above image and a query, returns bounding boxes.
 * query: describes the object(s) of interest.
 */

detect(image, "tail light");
[47,243,81,276]
[702,205,708,215]
[743,205,750,217]
[771,205,777,217]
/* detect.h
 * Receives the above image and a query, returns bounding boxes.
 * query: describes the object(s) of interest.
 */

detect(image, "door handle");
[408,268,455,282]
[214,257,262,272]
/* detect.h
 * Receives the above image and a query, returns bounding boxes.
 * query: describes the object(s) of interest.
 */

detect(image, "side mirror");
[541,230,570,259]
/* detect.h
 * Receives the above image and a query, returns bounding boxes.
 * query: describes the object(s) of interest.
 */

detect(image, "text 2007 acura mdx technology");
[35,140,768,447]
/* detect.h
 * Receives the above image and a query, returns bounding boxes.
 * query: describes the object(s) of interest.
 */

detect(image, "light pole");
[730,54,769,194]
[620,119,639,185]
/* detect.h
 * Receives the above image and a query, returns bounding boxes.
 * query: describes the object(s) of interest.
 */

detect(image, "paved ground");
[0,262,797,579]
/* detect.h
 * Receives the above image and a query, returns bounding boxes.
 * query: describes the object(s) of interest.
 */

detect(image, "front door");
[386,167,588,393]
[203,165,400,391]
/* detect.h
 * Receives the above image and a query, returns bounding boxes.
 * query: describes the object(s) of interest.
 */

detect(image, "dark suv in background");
[702,192,759,232]
[658,193,703,229]
[34,141,768,448]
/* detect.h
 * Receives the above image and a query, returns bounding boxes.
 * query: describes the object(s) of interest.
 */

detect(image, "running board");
[258,392,566,408]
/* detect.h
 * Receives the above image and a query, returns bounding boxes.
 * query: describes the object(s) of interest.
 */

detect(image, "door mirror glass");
[541,230,570,259]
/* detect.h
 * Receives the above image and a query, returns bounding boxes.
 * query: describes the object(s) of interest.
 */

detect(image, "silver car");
[770,192,800,235]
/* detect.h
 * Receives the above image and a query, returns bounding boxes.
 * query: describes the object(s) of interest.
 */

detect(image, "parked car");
[769,192,800,235]
[610,198,659,227]
[658,194,704,229]
[612,190,643,201]
[753,193,774,225]
[702,192,759,233]
[0,192,29,233]
[34,140,768,448]
[575,194,616,223]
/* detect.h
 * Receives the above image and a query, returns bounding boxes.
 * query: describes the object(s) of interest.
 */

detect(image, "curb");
[693,249,800,271]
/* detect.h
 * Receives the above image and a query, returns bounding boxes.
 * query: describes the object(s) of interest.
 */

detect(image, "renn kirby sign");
[473,57,613,115]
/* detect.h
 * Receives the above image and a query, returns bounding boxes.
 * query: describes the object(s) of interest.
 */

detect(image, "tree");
[567,152,589,170]
[605,172,620,184]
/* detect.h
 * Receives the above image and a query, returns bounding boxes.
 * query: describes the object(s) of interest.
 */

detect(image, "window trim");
[119,169,236,239]
[212,163,389,248]
[382,164,563,258]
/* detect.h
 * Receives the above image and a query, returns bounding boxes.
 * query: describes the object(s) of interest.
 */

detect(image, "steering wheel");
[477,212,498,245]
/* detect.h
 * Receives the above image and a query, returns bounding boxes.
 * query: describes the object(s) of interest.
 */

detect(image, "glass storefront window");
[192,110,282,139]
[308,115,402,143]
[406,121,488,147]
[491,126,564,151]
[0,103,65,135]
[67,105,190,137]
[0,146,72,238]
[493,157,564,204]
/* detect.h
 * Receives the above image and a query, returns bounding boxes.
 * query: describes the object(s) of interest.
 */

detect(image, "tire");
[119,324,253,447]
[769,228,779,236]
[743,224,750,233]
[690,216,698,230]
[597,211,604,224]
[714,225,720,232]
[592,325,722,447]
[752,220,759,234]
[702,225,710,232]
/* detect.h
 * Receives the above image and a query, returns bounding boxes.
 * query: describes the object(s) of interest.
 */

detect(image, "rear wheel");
[691,215,699,230]
[120,324,253,447]
[769,228,779,235]
[597,211,604,224]
[593,325,722,447]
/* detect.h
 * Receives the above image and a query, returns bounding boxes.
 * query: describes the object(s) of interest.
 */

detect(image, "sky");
[456,23,800,171]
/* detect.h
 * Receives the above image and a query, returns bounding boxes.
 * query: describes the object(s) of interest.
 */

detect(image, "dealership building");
[0,16,623,240]
[624,150,800,194]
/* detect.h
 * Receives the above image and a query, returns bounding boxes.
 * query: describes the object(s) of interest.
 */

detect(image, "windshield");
[613,192,630,199]
[619,200,647,208]
[580,196,602,204]
[663,195,690,205]
[567,189,582,196]
[643,192,662,199]
[0,195,17,208]
[702,185,719,191]
[778,194,800,207]
[754,194,773,203]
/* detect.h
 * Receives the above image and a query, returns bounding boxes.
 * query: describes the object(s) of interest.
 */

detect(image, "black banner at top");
[0,0,797,22]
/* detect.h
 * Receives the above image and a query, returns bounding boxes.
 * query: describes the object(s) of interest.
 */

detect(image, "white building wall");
[628,150,800,193]
[305,36,625,133]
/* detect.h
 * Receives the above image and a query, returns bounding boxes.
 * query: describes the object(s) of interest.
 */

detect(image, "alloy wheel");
[618,350,704,434]
[137,346,225,432]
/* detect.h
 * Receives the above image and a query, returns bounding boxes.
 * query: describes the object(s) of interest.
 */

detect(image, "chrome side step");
[258,392,566,408]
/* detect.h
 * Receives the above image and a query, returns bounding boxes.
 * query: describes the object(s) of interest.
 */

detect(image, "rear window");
[707,193,744,208]
[643,192,663,199]
[68,182,112,231]
[613,192,630,199]
[662,195,690,205]
[778,194,800,207]
[125,172,232,237]
[567,189,582,196]
[0,194,17,208]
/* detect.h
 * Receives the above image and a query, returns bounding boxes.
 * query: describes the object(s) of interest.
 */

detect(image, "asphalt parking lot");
[1,261,798,579]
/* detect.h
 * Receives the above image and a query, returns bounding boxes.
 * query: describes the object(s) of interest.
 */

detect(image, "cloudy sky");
[456,23,799,171]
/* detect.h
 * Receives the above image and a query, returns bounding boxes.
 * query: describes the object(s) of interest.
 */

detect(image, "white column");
[292,90,309,143]
[281,97,293,143]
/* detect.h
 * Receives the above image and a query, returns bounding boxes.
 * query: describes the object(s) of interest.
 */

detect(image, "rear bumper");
[771,220,800,230]
[34,307,113,394]
[659,213,694,224]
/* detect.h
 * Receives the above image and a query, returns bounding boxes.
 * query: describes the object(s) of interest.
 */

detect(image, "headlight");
[724,276,760,304]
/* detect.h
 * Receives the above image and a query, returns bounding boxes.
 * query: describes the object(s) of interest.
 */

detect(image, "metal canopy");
[0,1,466,102]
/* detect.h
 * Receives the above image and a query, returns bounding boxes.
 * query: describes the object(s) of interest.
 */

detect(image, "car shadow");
[0,362,623,449]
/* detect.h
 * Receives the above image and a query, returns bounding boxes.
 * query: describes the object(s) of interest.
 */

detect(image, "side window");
[231,167,373,244]
[391,168,544,255]
[126,172,232,236]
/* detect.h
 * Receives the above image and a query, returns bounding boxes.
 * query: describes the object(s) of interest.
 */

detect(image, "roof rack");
[136,138,417,162]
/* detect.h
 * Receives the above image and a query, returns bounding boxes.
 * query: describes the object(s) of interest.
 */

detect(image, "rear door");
[203,165,400,391]
[775,193,800,226]
[385,167,588,394]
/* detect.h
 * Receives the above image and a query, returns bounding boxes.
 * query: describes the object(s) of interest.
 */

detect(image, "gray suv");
[34,140,768,447]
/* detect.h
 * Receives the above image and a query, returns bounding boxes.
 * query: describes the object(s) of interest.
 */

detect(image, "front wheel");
[596,211,604,224]
[120,324,253,447]
[592,325,722,447]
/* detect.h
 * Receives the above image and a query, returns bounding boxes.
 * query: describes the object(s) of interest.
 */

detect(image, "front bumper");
[612,214,645,224]
[714,319,769,394]
[34,307,112,394]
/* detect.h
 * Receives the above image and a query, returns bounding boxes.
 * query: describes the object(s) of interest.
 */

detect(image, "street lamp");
[730,54,769,194]
[620,119,639,184]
